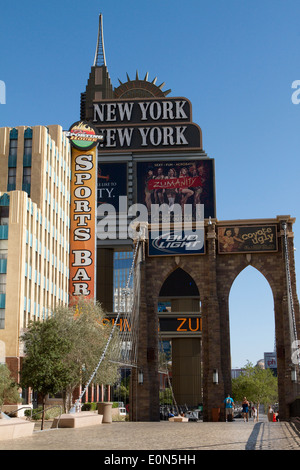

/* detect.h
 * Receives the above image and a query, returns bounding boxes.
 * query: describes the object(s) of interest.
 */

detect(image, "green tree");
[52,298,119,411]
[232,361,278,420]
[20,318,72,429]
[159,388,173,405]
[0,363,20,415]
[20,297,119,422]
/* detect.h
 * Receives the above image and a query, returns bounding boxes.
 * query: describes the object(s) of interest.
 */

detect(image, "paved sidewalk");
[1,416,299,451]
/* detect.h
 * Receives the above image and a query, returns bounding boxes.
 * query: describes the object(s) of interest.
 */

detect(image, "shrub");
[81,402,97,411]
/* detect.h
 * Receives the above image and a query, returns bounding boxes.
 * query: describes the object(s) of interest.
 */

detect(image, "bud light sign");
[148,229,205,257]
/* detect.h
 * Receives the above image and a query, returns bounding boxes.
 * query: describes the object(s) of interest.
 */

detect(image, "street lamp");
[138,370,144,385]
[291,369,297,383]
[213,369,219,384]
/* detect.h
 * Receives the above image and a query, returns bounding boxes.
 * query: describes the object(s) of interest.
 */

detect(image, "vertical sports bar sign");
[66,121,104,300]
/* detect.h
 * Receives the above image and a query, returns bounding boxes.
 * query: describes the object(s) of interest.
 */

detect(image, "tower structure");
[80,13,175,313]
[80,14,114,122]
[80,13,171,122]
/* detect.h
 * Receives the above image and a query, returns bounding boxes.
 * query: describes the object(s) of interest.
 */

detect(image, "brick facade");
[131,216,300,421]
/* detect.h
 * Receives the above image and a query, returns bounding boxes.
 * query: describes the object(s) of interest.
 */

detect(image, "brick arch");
[227,263,276,364]
[134,219,299,422]
[158,267,199,297]
[154,260,201,300]
[230,262,276,301]
[218,255,282,303]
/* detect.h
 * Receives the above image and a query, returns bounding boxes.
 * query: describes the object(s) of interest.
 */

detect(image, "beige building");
[0,125,71,382]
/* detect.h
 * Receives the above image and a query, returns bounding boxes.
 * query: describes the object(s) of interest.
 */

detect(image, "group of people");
[143,163,210,214]
[224,395,258,422]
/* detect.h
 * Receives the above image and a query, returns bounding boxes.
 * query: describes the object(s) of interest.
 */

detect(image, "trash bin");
[97,402,113,423]
[212,408,220,422]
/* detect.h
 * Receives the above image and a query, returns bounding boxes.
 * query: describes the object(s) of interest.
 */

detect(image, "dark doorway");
[159,268,199,297]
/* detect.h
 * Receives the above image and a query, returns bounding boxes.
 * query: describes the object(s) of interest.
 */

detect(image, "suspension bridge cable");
[158,330,179,416]
[110,240,141,367]
[282,221,299,367]
[70,237,141,413]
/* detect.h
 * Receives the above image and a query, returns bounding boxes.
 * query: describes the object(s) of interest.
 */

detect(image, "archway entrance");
[229,266,276,371]
[131,217,299,422]
[158,268,202,408]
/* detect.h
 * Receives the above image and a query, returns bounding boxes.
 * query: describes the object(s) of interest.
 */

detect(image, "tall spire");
[93,13,106,67]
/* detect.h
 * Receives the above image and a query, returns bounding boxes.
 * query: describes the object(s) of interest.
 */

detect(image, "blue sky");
[0,0,299,368]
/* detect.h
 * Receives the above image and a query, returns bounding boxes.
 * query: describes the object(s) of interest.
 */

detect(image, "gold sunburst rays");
[115,70,171,98]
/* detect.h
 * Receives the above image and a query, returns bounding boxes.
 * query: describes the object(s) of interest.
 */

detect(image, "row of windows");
[23,198,69,327]
[25,261,69,282]
[8,130,32,195]
[0,205,8,319]
[26,226,69,253]
[9,135,32,156]
[6,128,71,201]
[0,126,70,329]
[23,298,66,320]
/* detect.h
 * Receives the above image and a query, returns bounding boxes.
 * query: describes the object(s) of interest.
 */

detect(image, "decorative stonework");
[132,216,300,421]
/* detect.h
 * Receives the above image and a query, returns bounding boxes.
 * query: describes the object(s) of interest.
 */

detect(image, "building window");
[0,309,4,329]
[0,240,8,260]
[0,256,7,275]
[23,167,31,185]
[0,206,9,226]
[23,132,32,167]
[22,167,31,195]
[0,274,6,294]
[23,132,32,168]
[7,168,16,191]
[8,129,18,170]
[24,138,32,156]
[0,294,5,310]
[9,137,18,157]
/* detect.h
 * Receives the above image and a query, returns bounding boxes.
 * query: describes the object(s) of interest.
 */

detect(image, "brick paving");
[1,415,300,451]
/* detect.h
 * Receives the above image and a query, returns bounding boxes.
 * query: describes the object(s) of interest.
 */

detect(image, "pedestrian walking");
[267,405,274,422]
[224,394,235,422]
[252,406,257,422]
[242,397,249,422]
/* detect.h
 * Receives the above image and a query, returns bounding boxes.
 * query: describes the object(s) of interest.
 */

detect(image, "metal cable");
[71,237,141,412]
[158,330,179,416]
[282,222,299,366]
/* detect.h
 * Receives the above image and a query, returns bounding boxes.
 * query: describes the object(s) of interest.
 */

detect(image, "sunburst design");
[114,70,171,99]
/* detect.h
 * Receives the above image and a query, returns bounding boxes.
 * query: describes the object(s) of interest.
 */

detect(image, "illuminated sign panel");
[159,316,202,333]
[104,315,202,334]
[66,121,103,151]
[69,148,97,299]
[92,97,202,151]
[97,162,127,211]
[93,98,192,124]
[136,159,215,222]
[68,121,101,300]
[148,229,205,257]
[264,352,277,369]
[218,225,278,254]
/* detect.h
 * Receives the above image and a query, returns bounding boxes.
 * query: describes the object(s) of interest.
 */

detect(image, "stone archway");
[132,216,299,422]
[158,267,202,408]
[228,265,275,369]
[213,219,300,421]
